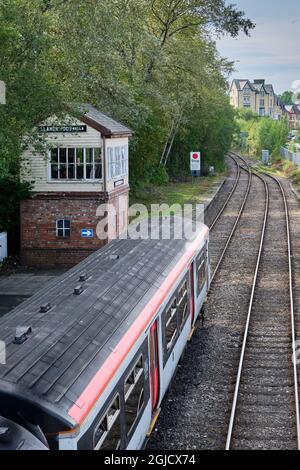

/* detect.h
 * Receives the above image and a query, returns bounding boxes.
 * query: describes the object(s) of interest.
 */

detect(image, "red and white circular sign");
[190,151,201,172]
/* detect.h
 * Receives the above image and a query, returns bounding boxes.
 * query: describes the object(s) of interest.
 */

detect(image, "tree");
[0,0,255,184]
[280,91,293,105]
[48,0,254,185]
[235,115,289,158]
[0,0,65,177]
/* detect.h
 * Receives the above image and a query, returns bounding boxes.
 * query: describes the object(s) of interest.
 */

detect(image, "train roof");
[0,220,209,431]
[0,416,48,450]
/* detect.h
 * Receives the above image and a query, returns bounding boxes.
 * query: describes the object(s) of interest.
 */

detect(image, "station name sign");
[39,125,87,133]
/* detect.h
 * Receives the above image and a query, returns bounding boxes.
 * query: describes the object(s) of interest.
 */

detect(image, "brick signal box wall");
[20,187,129,268]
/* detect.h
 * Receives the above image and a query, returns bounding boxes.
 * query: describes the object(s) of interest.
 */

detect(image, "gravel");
[147,156,300,451]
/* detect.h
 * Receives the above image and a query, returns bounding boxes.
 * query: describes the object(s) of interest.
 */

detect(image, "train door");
[189,264,195,324]
[149,320,160,411]
[194,244,208,321]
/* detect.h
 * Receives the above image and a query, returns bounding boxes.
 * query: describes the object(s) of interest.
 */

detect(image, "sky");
[217,0,300,94]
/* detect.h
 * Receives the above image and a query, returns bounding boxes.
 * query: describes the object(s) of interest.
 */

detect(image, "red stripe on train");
[68,227,209,425]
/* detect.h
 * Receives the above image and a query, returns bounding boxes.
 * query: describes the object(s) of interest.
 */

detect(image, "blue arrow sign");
[81,229,94,238]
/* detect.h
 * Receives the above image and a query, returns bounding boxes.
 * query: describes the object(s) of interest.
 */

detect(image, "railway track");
[208,156,241,232]
[148,152,300,451]
[225,153,300,450]
[209,153,253,283]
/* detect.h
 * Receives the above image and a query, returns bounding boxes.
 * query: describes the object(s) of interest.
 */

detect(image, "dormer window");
[49,147,102,181]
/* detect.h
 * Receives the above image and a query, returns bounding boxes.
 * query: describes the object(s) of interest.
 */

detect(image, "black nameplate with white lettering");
[39,125,87,133]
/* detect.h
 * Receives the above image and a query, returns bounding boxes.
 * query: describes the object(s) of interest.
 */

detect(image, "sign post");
[190,152,201,177]
[262,150,270,165]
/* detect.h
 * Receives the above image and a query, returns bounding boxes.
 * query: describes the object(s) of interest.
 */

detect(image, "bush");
[235,115,289,158]
[0,176,31,254]
[148,166,169,186]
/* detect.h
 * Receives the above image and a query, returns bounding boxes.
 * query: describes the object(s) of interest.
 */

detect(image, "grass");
[130,175,225,212]
[247,155,300,193]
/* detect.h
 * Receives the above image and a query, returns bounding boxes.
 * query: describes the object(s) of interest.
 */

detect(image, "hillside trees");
[0,0,255,185]
[49,0,253,184]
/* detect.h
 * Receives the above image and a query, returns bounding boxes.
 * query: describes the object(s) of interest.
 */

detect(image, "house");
[20,104,133,267]
[285,104,300,130]
[230,79,280,119]
[274,95,287,120]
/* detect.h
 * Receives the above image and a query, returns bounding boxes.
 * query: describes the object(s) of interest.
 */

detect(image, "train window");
[165,299,178,351]
[196,249,207,297]
[125,356,145,435]
[178,280,189,328]
[94,395,121,450]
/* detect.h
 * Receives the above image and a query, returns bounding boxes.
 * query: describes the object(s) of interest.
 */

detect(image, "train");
[0,219,210,450]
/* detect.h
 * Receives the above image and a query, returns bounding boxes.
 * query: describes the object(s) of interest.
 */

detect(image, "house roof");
[265,84,274,94]
[251,82,270,94]
[232,79,256,92]
[276,96,286,110]
[232,79,273,94]
[285,104,300,114]
[78,104,133,138]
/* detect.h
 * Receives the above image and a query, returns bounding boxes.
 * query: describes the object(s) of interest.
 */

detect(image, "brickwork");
[20,187,129,267]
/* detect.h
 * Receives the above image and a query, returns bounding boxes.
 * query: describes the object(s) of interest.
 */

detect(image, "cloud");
[291,80,300,91]
[217,18,300,92]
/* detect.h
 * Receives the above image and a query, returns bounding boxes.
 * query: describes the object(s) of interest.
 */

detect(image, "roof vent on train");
[14,326,32,345]
[40,303,51,313]
[109,254,120,261]
[74,286,85,296]
[0,427,10,443]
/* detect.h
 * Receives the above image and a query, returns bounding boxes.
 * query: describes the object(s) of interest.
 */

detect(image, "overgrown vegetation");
[234,109,289,159]
[130,175,224,211]
[0,176,31,253]
[254,159,300,193]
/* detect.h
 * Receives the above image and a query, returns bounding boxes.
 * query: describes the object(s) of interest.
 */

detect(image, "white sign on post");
[190,152,201,173]
[262,150,270,165]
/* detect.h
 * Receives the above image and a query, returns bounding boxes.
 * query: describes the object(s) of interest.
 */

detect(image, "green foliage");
[0,176,31,232]
[148,166,169,186]
[168,93,236,176]
[0,0,64,176]
[0,0,254,236]
[0,176,31,253]
[280,91,293,105]
[48,0,253,185]
[235,108,260,122]
[235,114,289,158]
